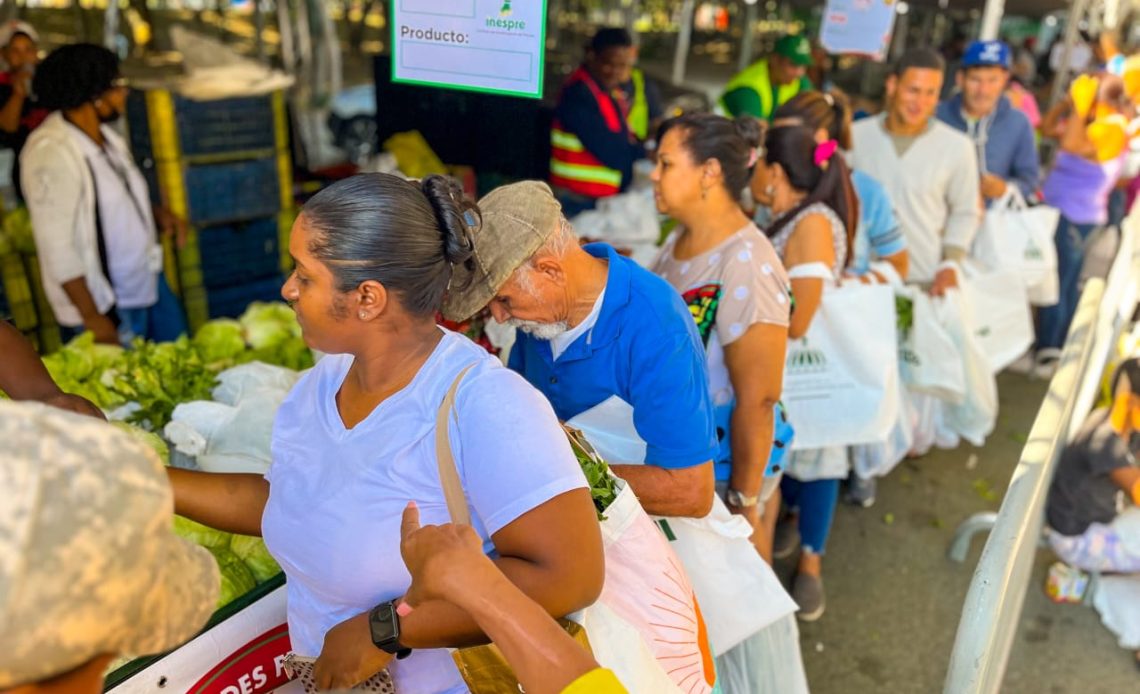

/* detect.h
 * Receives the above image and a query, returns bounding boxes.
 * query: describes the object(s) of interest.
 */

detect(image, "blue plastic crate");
[127,91,278,159]
[175,95,278,156]
[184,157,281,225]
[206,276,286,319]
[198,217,281,289]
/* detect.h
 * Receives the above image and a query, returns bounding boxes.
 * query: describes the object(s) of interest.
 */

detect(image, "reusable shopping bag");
[963,268,1035,374]
[932,289,999,446]
[973,188,1060,306]
[437,370,687,694]
[567,397,797,658]
[781,281,901,449]
[896,285,966,402]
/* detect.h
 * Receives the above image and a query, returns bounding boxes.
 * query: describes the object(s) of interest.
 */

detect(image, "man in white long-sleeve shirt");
[852,48,981,294]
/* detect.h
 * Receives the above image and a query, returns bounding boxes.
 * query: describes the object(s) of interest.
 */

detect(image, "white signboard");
[391,0,548,99]
[819,0,898,60]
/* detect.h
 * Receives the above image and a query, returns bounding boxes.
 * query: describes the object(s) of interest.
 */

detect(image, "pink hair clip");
[747,147,760,168]
[814,139,839,169]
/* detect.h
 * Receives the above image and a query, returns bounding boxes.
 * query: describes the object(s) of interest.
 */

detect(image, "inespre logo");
[485,0,526,31]
[787,343,828,372]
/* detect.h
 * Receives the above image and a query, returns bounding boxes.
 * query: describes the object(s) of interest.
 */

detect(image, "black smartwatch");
[368,601,412,660]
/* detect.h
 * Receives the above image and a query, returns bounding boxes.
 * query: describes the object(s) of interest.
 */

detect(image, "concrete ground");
[784,372,1138,693]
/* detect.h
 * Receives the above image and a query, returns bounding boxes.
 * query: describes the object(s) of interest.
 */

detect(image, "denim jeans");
[780,476,840,555]
[1037,216,1099,350]
[117,275,187,343]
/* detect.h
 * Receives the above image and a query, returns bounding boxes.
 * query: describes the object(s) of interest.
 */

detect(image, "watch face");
[370,603,399,647]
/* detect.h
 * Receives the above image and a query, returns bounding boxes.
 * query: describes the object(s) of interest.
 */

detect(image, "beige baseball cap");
[442,180,564,322]
[0,401,219,688]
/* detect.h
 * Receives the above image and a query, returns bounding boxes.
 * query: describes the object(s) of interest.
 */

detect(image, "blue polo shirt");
[508,244,718,470]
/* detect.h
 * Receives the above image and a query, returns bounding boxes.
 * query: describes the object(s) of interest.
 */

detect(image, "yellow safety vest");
[627,68,650,140]
[719,59,804,121]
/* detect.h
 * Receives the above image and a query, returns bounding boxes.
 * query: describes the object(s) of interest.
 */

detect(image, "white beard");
[507,318,570,341]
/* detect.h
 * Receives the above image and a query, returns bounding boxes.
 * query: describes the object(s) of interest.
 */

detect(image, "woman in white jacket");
[20,43,186,344]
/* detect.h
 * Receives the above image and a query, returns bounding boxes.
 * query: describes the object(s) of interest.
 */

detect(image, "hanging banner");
[819,0,898,60]
[391,0,548,99]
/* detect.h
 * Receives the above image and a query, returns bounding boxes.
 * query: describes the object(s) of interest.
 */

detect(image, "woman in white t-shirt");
[751,124,857,623]
[169,173,604,693]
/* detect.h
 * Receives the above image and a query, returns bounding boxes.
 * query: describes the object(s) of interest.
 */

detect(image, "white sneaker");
[1007,351,1036,375]
[1033,348,1063,380]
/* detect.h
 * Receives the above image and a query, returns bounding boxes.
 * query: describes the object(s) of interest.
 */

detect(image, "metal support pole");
[1050,0,1092,112]
[671,0,695,86]
[104,0,121,51]
[254,0,267,63]
[979,0,1005,41]
[738,1,758,73]
[277,0,296,75]
[1104,0,1122,30]
[889,9,909,62]
[622,0,639,45]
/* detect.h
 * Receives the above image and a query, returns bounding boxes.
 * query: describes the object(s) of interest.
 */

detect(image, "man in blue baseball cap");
[937,39,1040,204]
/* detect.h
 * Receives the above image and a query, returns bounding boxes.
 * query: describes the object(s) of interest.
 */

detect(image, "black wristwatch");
[368,601,412,660]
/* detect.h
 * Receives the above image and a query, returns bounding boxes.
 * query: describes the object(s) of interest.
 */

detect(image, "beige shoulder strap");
[435,365,476,526]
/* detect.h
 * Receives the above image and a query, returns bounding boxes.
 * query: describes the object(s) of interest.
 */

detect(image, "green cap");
[775,34,813,67]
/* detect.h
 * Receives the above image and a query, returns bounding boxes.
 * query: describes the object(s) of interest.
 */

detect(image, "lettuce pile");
[172,515,282,609]
[30,302,313,430]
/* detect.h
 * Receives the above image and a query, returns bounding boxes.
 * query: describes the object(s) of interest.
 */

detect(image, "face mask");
[98,106,122,124]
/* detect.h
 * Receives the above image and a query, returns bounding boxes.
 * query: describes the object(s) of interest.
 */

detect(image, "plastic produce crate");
[206,276,285,319]
[0,252,37,331]
[198,217,281,289]
[22,254,61,354]
[126,90,285,161]
[181,157,282,226]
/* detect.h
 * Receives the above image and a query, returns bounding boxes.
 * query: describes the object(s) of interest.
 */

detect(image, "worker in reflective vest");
[720,34,815,121]
[624,67,666,142]
[550,27,646,217]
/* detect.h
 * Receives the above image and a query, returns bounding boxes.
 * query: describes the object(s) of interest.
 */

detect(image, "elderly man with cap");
[937,39,1040,203]
[719,33,814,122]
[0,400,218,693]
[444,181,808,694]
[444,180,718,518]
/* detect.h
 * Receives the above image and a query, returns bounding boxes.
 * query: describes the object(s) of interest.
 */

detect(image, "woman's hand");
[400,502,495,611]
[313,612,395,691]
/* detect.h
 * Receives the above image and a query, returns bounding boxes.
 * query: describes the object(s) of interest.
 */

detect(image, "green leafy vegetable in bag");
[565,427,619,520]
